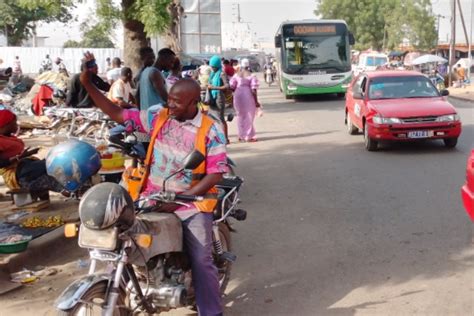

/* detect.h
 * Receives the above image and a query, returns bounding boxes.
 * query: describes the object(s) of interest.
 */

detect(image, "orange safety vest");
[127,108,218,212]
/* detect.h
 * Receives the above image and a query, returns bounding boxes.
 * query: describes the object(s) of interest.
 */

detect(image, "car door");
[349,75,367,129]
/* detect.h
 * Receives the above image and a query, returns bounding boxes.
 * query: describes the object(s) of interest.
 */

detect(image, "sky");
[36,0,474,48]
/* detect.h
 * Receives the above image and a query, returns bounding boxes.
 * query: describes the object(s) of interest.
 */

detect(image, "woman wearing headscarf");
[0,109,65,194]
[207,55,230,143]
[229,58,260,142]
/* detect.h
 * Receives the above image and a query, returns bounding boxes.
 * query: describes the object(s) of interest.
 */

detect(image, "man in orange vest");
[80,52,228,316]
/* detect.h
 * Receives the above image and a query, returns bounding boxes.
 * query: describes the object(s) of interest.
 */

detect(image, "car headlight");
[372,115,402,124]
[436,114,460,122]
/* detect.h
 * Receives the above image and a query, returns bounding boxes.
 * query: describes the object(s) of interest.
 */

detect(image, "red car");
[345,70,462,151]
[462,150,474,221]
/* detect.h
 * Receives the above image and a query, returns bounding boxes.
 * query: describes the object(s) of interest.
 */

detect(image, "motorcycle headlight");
[372,115,402,124]
[436,114,460,122]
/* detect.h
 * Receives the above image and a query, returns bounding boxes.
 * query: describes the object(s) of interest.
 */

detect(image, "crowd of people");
[60,48,262,144]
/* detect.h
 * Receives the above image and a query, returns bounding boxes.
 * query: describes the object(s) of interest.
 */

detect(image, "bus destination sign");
[293,25,336,35]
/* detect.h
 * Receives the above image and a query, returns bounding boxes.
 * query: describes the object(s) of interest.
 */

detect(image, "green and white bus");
[275,19,355,98]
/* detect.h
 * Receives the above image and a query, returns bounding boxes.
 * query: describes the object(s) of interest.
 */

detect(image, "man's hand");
[79,52,95,87]
[155,203,180,213]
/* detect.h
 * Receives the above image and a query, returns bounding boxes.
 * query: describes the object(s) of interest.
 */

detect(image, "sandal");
[248,138,258,142]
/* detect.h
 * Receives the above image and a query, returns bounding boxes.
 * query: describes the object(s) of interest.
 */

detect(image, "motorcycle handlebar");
[174,194,204,202]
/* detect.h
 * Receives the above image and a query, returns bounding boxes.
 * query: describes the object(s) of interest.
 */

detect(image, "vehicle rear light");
[435,132,445,136]
[398,133,407,138]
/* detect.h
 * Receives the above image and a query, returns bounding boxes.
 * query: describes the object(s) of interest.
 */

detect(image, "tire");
[363,121,378,151]
[57,282,127,316]
[214,223,232,293]
[443,138,458,148]
[285,94,293,100]
[337,92,346,98]
[346,112,358,135]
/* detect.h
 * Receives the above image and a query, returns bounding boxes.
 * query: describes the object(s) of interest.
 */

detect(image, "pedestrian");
[105,57,112,72]
[456,63,465,88]
[139,48,175,113]
[134,47,156,106]
[0,109,67,195]
[55,57,68,76]
[197,60,212,90]
[40,54,53,73]
[207,55,230,144]
[66,62,110,108]
[229,58,260,142]
[107,67,136,108]
[79,52,228,316]
[223,59,235,77]
[106,57,122,84]
[165,57,182,90]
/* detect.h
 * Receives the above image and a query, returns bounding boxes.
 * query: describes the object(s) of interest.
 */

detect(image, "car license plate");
[408,131,432,138]
[78,225,118,251]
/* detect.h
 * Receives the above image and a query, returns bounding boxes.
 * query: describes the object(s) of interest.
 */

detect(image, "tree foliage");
[63,22,115,48]
[0,0,74,46]
[315,0,437,51]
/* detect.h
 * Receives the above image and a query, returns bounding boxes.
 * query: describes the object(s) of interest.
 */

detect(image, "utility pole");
[436,14,445,54]
[469,0,473,79]
[456,0,470,47]
[449,0,456,87]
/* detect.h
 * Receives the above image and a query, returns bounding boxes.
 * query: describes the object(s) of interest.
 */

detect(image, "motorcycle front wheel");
[215,223,232,292]
[57,282,128,316]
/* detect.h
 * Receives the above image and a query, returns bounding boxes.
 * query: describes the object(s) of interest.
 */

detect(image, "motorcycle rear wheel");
[57,282,128,316]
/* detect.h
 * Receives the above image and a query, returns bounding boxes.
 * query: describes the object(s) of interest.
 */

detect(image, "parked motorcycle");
[55,151,247,315]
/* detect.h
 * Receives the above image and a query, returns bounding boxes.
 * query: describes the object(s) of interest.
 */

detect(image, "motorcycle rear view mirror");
[183,150,205,170]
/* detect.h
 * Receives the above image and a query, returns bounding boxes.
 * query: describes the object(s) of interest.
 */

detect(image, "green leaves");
[316,0,437,50]
[130,0,172,35]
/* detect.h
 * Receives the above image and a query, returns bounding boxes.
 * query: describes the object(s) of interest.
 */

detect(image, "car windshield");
[368,76,440,100]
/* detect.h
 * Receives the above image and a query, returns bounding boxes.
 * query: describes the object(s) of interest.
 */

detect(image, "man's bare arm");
[150,69,168,102]
[79,53,125,124]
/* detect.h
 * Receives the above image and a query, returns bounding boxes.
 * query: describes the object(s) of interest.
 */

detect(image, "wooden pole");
[449,0,456,87]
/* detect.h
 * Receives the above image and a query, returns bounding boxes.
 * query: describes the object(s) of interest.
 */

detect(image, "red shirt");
[0,135,24,160]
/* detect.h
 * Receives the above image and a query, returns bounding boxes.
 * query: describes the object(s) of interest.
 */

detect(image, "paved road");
[222,85,474,315]
[1,84,473,316]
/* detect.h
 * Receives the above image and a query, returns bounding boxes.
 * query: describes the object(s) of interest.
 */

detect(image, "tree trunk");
[122,0,148,74]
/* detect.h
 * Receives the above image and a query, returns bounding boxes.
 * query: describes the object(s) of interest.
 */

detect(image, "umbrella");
[412,54,447,65]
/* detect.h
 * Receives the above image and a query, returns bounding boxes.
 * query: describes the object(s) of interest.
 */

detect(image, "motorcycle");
[55,151,247,315]
[265,68,274,87]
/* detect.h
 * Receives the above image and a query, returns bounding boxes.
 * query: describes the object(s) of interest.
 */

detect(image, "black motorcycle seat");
[216,176,243,189]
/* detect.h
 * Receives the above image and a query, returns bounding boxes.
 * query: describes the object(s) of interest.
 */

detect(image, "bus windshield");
[283,34,351,74]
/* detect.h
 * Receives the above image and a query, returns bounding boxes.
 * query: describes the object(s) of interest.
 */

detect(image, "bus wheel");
[285,95,293,100]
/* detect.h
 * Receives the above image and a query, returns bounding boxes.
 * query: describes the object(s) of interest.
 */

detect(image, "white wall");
[0,47,123,74]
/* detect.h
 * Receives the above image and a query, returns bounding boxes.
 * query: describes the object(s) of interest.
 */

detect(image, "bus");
[274,19,355,99]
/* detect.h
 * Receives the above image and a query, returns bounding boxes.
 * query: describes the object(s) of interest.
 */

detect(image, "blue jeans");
[183,212,223,316]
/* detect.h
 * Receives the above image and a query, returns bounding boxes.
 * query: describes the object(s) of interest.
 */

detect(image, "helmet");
[46,139,101,192]
[79,182,135,230]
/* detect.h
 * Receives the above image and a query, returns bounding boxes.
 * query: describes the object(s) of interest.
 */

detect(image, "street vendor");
[0,109,66,194]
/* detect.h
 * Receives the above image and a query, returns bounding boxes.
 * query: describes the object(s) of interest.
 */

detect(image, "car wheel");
[443,138,458,148]
[346,112,358,135]
[364,121,378,151]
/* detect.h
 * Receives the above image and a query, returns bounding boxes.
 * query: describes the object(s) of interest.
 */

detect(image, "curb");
[0,225,79,274]
[449,95,474,104]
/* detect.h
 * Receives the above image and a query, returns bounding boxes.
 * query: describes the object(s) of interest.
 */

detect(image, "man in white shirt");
[107,67,135,109]
[106,57,122,84]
